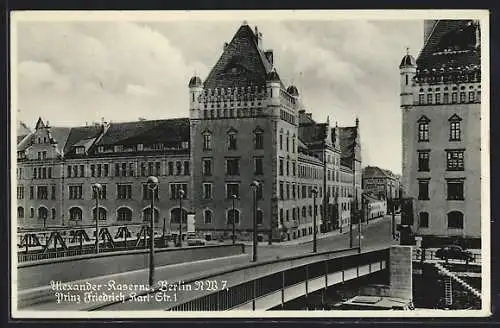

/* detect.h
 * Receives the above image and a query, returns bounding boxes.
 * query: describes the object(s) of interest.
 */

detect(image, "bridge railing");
[412,248,482,264]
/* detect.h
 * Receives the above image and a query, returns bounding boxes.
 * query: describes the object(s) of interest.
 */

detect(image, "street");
[22,215,394,311]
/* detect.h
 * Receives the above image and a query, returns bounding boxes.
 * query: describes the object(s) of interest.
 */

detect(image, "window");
[17,185,24,200]
[228,132,237,150]
[447,211,464,229]
[254,157,263,175]
[292,162,296,176]
[279,159,284,176]
[226,183,240,199]
[18,206,24,218]
[443,93,449,104]
[29,186,34,199]
[286,135,289,152]
[115,163,120,177]
[292,137,295,153]
[225,158,240,176]
[51,185,56,200]
[459,91,466,102]
[156,161,161,176]
[254,131,263,149]
[434,93,441,104]
[227,209,240,225]
[447,179,464,200]
[203,158,212,176]
[204,209,213,224]
[51,208,56,220]
[418,151,430,172]
[257,209,263,225]
[286,161,289,176]
[170,183,187,199]
[142,184,159,200]
[279,182,284,200]
[418,123,429,142]
[279,133,283,150]
[419,94,425,104]
[117,184,132,199]
[203,183,212,200]
[469,91,475,102]
[427,93,433,104]
[176,161,182,176]
[121,163,127,177]
[418,180,429,200]
[144,208,160,223]
[137,143,143,151]
[419,212,429,228]
[449,116,461,141]
[37,207,49,220]
[117,207,132,222]
[452,92,458,103]
[103,164,109,177]
[30,208,34,218]
[168,162,174,176]
[203,133,212,150]
[69,207,83,221]
[447,150,464,171]
[292,184,296,199]
[255,183,263,200]
[183,161,190,175]
[91,164,95,177]
[286,183,290,199]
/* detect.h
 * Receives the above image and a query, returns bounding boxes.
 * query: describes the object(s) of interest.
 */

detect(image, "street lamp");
[231,194,237,244]
[250,180,260,262]
[311,188,318,253]
[147,176,159,287]
[91,183,103,254]
[178,188,185,247]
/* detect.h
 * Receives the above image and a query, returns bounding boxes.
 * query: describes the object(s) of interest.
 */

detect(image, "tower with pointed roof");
[400,20,481,247]
[189,22,327,242]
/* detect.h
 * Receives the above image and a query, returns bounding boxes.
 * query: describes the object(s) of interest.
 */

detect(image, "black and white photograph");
[10,10,490,318]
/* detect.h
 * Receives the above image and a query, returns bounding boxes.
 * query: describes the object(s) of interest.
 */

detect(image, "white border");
[10,9,491,319]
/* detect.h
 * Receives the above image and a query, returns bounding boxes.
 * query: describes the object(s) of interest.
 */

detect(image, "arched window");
[170,207,186,224]
[69,207,82,221]
[204,209,213,224]
[117,207,133,222]
[447,211,464,229]
[308,205,313,216]
[419,212,429,228]
[202,131,212,150]
[92,207,107,221]
[51,208,56,220]
[257,209,263,225]
[227,128,238,150]
[254,129,264,150]
[143,207,159,223]
[38,207,48,220]
[17,206,24,218]
[227,209,240,225]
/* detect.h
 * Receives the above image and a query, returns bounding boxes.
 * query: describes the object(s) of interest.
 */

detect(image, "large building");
[189,22,361,242]
[400,20,481,246]
[16,22,363,243]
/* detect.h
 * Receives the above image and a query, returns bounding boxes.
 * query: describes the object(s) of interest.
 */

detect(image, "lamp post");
[391,198,396,239]
[91,183,102,254]
[147,176,159,287]
[250,180,260,262]
[178,189,185,247]
[231,194,237,244]
[163,217,167,247]
[312,188,318,253]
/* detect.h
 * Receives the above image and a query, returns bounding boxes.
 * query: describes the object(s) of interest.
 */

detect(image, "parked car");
[187,237,206,246]
[435,245,474,262]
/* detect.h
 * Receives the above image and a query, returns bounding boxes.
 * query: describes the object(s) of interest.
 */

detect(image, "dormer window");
[137,144,143,151]
[98,146,104,153]
[75,147,85,155]
[114,145,123,152]
[181,141,189,149]
[17,151,25,160]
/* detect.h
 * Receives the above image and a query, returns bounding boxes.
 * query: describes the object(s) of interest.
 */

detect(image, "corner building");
[189,22,360,242]
[400,20,481,247]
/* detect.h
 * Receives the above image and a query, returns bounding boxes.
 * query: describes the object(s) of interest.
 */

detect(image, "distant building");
[362,166,400,200]
[363,192,387,221]
[400,20,481,245]
[16,117,192,239]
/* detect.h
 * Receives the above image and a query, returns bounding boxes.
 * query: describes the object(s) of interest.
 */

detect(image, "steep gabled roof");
[298,122,327,149]
[17,121,31,138]
[417,20,480,71]
[203,23,282,89]
[363,166,393,179]
[95,118,190,147]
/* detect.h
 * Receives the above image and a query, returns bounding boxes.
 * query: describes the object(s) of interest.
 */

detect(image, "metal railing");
[412,248,481,264]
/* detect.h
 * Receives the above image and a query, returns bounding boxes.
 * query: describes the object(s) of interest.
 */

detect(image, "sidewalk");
[237,215,389,247]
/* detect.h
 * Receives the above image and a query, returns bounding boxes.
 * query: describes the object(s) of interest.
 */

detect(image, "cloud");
[14,18,422,174]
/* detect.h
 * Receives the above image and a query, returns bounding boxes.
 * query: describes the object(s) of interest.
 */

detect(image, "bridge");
[19,245,412,311]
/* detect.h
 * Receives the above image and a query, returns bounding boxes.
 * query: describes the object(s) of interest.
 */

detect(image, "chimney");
[306,113,312,119]
[299,109,305,114]
[223,42,229,51]
[264,49,273,65]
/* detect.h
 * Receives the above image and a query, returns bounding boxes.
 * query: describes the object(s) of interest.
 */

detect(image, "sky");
[13,15,423,174]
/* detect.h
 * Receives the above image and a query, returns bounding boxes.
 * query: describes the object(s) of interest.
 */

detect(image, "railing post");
[281,271,285,309]
[252,279,256,311]
[305,265,309,306]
